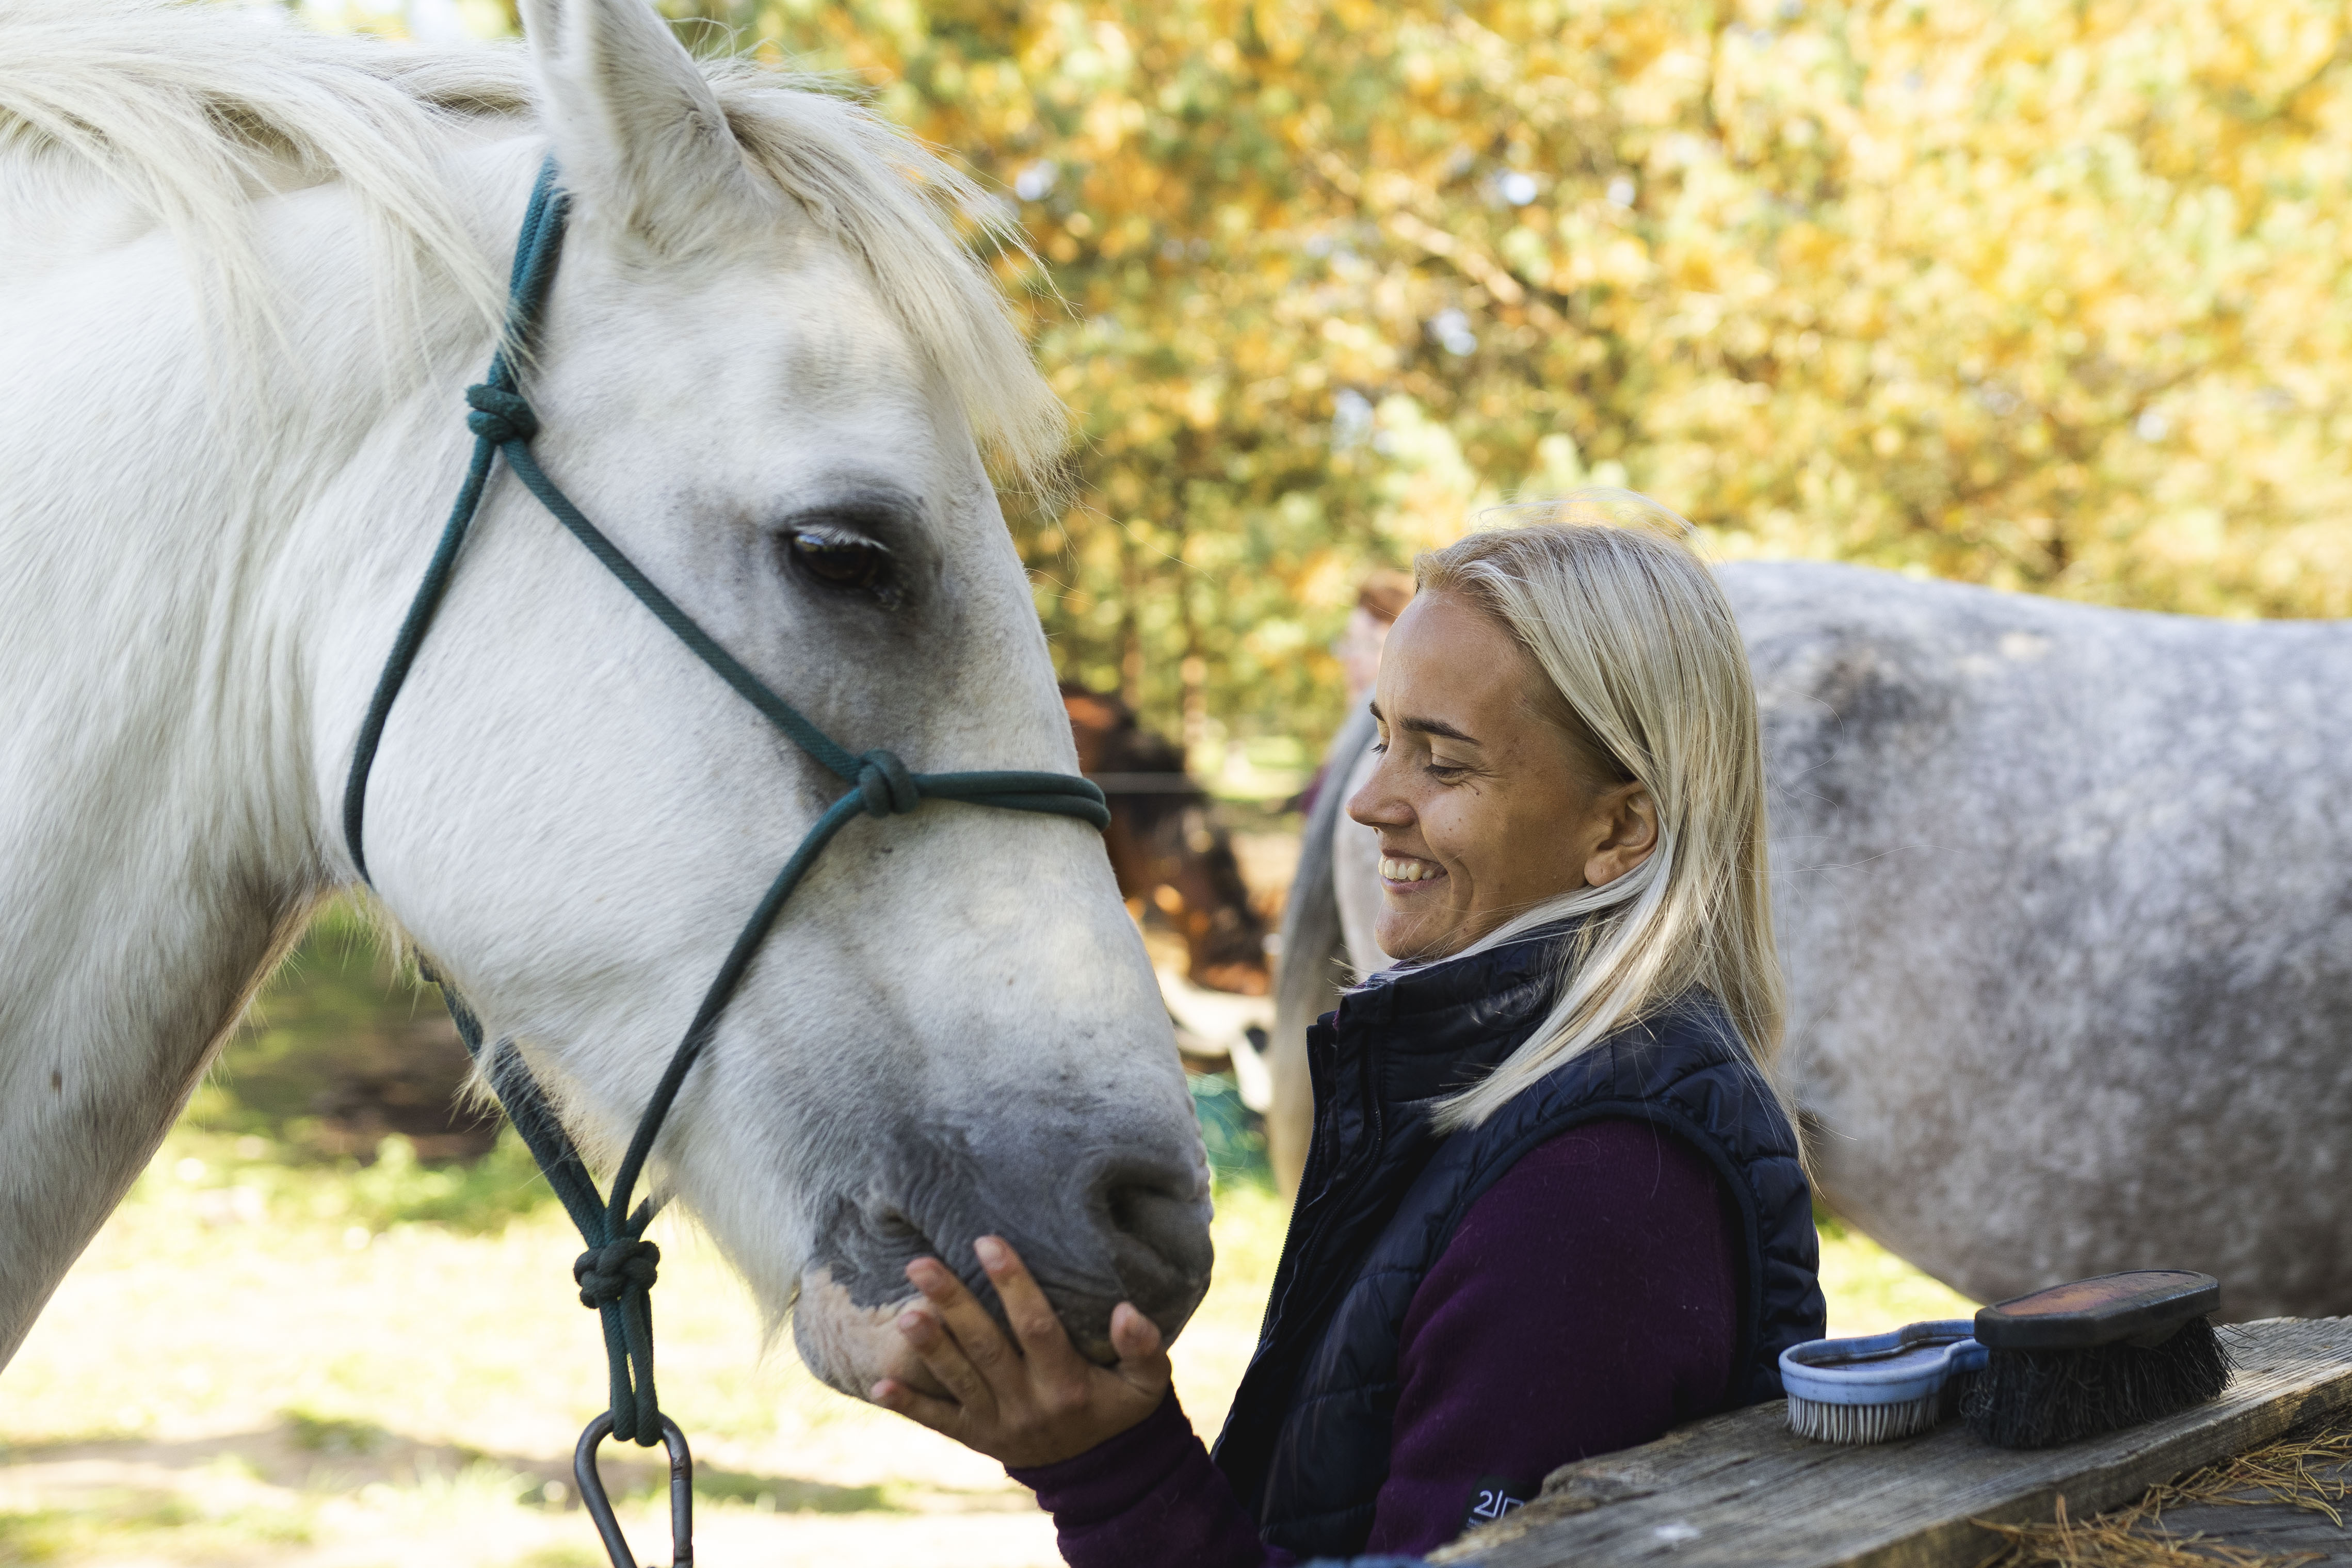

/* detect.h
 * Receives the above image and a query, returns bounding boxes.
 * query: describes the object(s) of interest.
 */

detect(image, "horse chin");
[792,1266,944,1400]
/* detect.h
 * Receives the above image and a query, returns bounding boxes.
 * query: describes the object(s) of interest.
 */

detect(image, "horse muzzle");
[790,1116,1215,1396]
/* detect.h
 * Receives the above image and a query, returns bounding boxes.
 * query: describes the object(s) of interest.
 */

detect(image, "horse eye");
[788,529,890,594]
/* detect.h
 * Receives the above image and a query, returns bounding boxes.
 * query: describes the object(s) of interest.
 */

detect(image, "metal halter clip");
[574,1412,693,1568]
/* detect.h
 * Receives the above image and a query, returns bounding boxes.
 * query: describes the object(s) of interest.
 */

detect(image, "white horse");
[1282,562,2352,1321]
[0,0,1212,1397]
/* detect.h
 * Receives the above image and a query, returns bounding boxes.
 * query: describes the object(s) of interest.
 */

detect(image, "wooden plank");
[1440,1318,2352,1568]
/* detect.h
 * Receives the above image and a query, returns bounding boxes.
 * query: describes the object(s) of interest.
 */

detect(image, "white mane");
[0,0,1064,484]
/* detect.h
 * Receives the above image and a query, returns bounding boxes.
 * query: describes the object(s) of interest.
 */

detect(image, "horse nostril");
[1105,1182,1149,1237]
[1102,1177,1215,1325]
[875,1208,926,1248]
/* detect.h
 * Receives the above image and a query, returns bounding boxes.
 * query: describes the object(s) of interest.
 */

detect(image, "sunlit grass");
[1817,1210,1979,1337]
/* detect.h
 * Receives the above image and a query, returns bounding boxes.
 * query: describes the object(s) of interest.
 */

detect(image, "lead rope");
[342,159,1109,1568]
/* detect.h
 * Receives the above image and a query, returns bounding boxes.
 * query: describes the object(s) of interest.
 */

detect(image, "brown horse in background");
[1062,686,1270,997]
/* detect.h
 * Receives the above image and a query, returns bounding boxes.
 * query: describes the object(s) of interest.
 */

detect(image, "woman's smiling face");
[1348,591,1656,963]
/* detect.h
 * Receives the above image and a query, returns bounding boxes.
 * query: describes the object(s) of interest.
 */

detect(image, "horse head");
[328,0,1211,1394]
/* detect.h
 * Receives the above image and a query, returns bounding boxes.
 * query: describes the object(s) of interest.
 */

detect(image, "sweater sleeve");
[1007,1389,1299,1568]
[1362,1117,1741,1555]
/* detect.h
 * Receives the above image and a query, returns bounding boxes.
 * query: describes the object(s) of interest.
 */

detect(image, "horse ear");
[518,0,753,248]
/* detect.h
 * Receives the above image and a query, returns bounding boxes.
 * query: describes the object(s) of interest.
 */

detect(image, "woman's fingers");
[907,1256,1023,1384]
[894,1304,997,1420]
[1108,1301,1173,1397]
[877,1247,1173,1467]
[1109,1300,1166,1362]
[975,1236,1089,1378]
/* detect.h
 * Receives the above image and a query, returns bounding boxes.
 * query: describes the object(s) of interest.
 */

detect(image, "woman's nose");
[1346,759,1414,830]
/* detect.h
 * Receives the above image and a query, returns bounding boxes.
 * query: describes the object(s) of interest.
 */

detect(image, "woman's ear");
[1584,784,1658,888]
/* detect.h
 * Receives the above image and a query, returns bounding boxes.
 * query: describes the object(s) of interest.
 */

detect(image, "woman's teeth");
[1381,858,1439,882]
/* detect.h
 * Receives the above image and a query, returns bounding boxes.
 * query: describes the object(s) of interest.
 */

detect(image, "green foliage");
[188,899,492,1163]
[165,892,556,1231]
[282,1410,395,1457]
[189,903,421,1130]
[1188,1070,1272,1188]
[330,1132,554,1233]
[159,1127,555,1236]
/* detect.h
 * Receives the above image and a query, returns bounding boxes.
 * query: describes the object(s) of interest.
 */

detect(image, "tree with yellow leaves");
[635,0,2352,760]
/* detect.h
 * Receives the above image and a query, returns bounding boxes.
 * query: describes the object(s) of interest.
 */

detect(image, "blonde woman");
[874,497,1826,1564]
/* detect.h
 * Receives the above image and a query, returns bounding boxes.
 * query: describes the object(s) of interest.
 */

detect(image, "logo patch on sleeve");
[1463,1475,1537,1531]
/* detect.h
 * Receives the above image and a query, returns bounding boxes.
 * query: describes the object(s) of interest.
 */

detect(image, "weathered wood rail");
[1442,1318,2352,1568]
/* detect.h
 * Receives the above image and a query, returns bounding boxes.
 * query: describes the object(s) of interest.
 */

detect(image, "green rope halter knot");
[464,383,539,445]
[576,1238,661,1307]
[341,159,1109,1467]
[857,749,920,816]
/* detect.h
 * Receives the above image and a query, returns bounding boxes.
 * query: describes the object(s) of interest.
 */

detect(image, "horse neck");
[0,165,494,1365]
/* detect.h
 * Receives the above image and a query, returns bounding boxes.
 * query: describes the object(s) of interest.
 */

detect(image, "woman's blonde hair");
[1410,490,1793,1139]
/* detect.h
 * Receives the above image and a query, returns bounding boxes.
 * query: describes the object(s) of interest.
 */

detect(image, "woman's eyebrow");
[1401,715,1481,745]
[1366,703,1480,747]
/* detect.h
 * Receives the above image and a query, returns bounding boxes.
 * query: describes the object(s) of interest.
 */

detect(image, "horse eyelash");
[783,524,900,607]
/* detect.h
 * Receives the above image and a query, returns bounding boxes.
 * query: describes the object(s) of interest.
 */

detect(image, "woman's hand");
[870,1235,1171,1468]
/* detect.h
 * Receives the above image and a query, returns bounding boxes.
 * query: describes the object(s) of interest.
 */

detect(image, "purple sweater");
[1007,1117,1739,1565]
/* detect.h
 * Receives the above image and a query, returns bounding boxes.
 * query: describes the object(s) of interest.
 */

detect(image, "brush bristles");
[1787,1390,1948,1445]
[1961,1316,2232,1449]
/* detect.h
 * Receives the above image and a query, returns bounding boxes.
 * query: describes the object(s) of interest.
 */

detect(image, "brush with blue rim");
[1781,1320,1988,1445]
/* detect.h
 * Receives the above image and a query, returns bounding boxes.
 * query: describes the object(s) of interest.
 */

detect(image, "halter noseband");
[341,159,1107,1563]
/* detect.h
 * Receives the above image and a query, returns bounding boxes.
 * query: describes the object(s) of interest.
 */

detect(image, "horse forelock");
[0,0,1064,492]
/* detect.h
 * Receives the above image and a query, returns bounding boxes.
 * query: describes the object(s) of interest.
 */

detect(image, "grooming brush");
[1780,1320,1987,1445]
[1961,1269,2229,1449]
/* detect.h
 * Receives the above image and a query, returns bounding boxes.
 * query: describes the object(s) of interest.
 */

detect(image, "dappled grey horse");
[1280,561,2352,1320]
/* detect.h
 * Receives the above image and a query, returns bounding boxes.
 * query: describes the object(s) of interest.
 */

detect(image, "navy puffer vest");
[1210,929,1824,1560]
